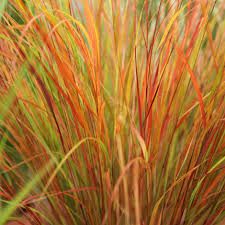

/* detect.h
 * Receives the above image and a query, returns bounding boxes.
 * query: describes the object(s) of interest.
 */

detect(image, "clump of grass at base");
[0,0,225,225]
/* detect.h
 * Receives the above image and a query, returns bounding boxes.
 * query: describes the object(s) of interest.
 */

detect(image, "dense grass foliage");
[0,0,225,224]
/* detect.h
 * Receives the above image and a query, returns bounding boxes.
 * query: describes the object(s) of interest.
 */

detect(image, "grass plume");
[0,0,225,224]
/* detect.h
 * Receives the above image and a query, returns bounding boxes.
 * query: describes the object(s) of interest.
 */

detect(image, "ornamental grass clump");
[0,0,225,224]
